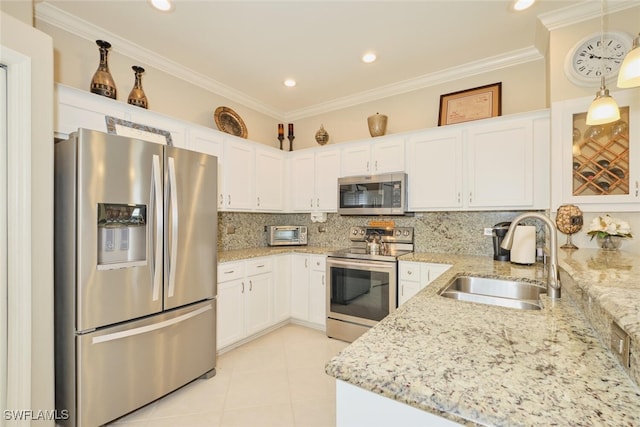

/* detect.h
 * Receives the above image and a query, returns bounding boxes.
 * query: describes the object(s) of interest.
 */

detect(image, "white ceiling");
[35,0,634,119]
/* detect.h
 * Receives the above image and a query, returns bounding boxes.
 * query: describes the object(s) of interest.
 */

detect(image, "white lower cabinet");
[290,254,326,328]
[217,257,274,350]
[398,261,451,306]
[308,256,327,326]
[273,254,291,323]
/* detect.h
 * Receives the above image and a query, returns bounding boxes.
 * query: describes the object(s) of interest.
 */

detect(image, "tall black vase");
[127,66,148,109]
[90,40,117,99]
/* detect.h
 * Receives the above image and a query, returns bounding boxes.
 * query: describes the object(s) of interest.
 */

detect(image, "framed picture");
[438,82,502,126]
[105,116,173,146]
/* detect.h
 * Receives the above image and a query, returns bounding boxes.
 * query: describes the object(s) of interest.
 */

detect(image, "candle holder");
[277,135,284,150]
[287,135,295,151]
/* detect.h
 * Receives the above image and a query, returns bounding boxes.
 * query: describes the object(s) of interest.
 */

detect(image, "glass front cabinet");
[552,90,640,211]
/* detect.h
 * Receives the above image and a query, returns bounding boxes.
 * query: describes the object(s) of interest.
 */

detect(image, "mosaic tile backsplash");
[218,211,544,255]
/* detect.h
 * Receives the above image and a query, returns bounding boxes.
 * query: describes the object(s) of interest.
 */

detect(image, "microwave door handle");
[167,156,179,298]
[151,154,162,301]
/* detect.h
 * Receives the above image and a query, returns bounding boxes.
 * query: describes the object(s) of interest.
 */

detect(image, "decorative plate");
[214,106,247,138]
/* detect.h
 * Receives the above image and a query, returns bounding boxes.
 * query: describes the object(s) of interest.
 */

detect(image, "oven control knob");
[352,229,359,235]
[360,229,365,235]
[404,230,410,236]
[395,230,401,236]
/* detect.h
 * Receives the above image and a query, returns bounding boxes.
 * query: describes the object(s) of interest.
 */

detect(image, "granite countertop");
[218,246,337,263]
[325,251,640,426]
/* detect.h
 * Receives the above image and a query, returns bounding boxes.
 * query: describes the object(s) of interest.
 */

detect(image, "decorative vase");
[367,113,387,137]
[597,235,622,251]
[315,125,329,145]
[90,40,117,99]
[127,66,148,109]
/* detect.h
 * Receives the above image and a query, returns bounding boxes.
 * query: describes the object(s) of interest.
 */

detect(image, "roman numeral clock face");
[564,31,633,87]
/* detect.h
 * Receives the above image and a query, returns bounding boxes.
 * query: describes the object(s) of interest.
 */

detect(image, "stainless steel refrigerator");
[54,128,218,426]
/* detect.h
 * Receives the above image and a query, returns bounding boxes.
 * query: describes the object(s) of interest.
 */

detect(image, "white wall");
[1,9,55,426]
[35,16,549,150]
[549,7,640,103]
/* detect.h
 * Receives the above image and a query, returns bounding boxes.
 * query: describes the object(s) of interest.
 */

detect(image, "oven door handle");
[327,259,394,269]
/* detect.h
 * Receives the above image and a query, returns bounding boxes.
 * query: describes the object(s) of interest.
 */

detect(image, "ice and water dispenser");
[97,203,147,270]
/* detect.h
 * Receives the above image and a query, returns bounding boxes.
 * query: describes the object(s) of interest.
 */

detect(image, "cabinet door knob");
[249,280,253,291]
[241,282,245,293]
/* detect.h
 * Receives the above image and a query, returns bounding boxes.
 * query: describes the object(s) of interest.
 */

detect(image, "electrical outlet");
[227,225,236,234]
[483,227,493,236]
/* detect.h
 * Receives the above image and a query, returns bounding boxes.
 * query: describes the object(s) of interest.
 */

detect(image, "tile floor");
[110,324,349,427]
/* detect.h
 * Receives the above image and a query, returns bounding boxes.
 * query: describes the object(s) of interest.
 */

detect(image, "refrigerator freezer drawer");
[60,300,216,427]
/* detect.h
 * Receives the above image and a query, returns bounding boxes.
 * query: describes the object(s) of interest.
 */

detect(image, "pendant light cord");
[600,0,605,89]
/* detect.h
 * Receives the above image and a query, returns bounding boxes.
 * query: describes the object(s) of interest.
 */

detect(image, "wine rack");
[572,106,630,197]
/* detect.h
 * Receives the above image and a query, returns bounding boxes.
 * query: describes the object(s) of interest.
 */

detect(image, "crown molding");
[539,0,640,31]
[284,47,542,121]
[37,1,637,121]
[34,2,283,119]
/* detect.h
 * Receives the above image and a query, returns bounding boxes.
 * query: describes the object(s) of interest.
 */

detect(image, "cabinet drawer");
[246,257,273,276]
[217,262,244,283]
[399,262,420,282]
[310,255,326,271]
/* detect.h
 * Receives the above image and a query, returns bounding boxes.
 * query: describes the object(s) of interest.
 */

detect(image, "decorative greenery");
[587,214,633,240]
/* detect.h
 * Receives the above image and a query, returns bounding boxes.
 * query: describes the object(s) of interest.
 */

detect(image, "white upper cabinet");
[315,149,341,211]
[56,84,554,213]
[188,127,224,209]
[407,128,463,209]
[222,138,256,210]
[219,138,285,212]
[289,147,340,212]
[255,147,284,211]
[552,90,640,212]
[55,84,128,137]
[406,110,549,211]
[340,136,405,176]
[466,119,533,208]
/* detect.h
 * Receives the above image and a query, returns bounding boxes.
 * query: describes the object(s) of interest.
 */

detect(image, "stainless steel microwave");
[267,225,308,246]
[337,172,408,215]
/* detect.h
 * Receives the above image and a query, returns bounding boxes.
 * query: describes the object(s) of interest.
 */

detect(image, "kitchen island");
[325,250,640,426]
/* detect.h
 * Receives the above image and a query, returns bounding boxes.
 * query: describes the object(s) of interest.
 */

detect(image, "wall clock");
[564,31,633,87]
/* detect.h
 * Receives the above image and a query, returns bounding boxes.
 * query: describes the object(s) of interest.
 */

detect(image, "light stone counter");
[218,246,338,263]
[326,251,640,426]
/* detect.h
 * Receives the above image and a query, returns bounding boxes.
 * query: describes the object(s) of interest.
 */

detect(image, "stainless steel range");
[326,226,414,342]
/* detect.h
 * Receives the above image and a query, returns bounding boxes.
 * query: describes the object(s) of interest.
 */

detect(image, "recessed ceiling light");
[512,0,535,11]
[149,0,173,12]
[284,79,297,87]
[362,52,377,64]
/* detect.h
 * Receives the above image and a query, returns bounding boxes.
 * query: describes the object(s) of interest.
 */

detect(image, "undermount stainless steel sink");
[439,275,545,310]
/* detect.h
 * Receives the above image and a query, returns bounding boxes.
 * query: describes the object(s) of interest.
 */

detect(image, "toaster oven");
[267,225,308,246]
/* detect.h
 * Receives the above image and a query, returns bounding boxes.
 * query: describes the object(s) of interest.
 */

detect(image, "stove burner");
[329,226,414,261]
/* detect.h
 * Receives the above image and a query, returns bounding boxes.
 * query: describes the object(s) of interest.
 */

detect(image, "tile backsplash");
[218,211,543,255]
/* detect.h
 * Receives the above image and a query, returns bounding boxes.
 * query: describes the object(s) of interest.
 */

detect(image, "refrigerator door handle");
[167,156,179,298]
[151,154,162,302]
[91,305,213,344]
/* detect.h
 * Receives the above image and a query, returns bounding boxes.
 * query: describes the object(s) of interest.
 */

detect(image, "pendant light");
[617,32,640,88]
[586,0,620,126]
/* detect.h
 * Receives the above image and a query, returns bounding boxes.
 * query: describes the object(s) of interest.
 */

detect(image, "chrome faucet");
[500,212,561,299]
